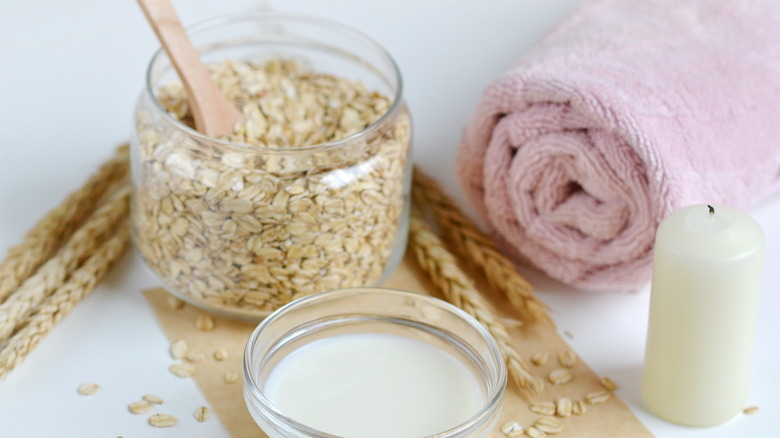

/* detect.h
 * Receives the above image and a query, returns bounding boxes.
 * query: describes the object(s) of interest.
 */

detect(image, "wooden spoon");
[138,0,244,138]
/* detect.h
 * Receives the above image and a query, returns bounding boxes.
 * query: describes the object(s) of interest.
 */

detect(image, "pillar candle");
[641,204,765,426]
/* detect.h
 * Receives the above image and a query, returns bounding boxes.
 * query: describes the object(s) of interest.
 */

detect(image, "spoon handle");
[137,0,243,137]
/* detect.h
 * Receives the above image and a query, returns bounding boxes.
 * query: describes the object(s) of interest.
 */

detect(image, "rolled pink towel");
[457,0,780,291]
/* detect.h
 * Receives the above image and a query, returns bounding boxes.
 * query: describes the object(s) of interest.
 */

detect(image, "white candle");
[641,204,765,426]
[263,332,485,438]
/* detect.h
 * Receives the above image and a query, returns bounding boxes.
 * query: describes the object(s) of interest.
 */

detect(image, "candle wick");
[707,205,715,215]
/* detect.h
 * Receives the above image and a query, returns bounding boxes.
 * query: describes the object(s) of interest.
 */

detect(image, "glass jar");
[131,13,412,320]
[243,288,507,438]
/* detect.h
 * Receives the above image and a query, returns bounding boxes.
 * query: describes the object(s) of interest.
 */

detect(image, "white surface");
[0,0,777,437]
[264,332,484,437]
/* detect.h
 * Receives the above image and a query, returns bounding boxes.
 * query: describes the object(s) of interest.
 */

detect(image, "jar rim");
[143,11,405,154]
[242,287,507,438]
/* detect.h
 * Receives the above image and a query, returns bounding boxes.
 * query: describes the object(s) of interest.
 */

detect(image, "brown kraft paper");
[143,250,654,438]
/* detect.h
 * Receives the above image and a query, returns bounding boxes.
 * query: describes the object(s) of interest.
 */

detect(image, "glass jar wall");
[131,13,411,320]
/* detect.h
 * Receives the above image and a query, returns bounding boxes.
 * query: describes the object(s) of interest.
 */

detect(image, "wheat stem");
[412,167,553,327]
[408,209,544,395]
[0,222,130,379]
[0,185,130,342]
[0,146,129,302]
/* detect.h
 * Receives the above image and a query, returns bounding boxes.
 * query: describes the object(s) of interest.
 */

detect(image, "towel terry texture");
[457,0,780,291]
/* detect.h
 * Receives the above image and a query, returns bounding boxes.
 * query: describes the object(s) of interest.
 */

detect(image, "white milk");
[264,332,485,437]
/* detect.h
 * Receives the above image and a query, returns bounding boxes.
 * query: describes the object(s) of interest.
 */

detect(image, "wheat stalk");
[412,167,553,327]
[0,185,130,343]
[0,221,130,379]
[0,146,129,303]
[408,209,544,395]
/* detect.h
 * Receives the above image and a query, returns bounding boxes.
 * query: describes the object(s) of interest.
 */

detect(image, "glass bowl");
[243,287,507,438]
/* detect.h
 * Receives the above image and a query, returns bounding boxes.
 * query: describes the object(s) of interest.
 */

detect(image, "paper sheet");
[143,251,654,438]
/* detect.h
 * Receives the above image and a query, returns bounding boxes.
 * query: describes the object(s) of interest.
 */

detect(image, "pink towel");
[457,0,780,291]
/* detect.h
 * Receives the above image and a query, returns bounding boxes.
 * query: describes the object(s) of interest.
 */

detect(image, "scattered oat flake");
[743,406,759,415]
[129,400,153,414]
[224,370,239,384]
[149,413,178,428]
[534,416,563,434]
[77,383,101,396]
[166,295,185,310]
[143,394,164,405]
[170,339,188,359]
[530,401,556,416]
[601,376,619,391]
[556,397,572,417]
[557,350,577,368]
[194,406,212,422]
[186,351,206,363]
[531,352,549,367]
[500,420,524,436]
[585,390,612,404]
[195,315,215,331]
[525,426,546,437]
[213,348,228,361]
[547,369,572,385]
[572,400,587,415]
[169,362,196,378]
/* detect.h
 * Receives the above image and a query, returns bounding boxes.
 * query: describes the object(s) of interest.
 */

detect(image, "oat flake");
[148,413,178,428]
[77,383,101,396]
[128,400,153,415]
[169,362,196,378]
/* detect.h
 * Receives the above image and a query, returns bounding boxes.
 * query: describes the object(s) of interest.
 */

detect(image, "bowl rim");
[242,287,508,438]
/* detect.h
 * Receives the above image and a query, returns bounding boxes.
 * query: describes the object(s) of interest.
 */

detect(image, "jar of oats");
[131,13,411,320]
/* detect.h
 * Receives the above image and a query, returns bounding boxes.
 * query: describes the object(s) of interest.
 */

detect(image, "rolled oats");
[169,362,196,378]
[530,352,549,367]
[186,351,206,363]
[194,406,212,422]
[585,390,612,404]
[224,370,239,384]
[572,400,587,415]
[524,426,546,438]
[743,406,759,415]
[129,400,153,414]
[170,339,188,359]
[557,350,577,368]
[148,413,178,428]
[133,58,411,318]
[143,394,164,405]
[213,348,228,361]
[500,421,524,436]
[195,316,215,331]
[547,369,573,385]
[600,376,619,391]
[533,416,563,434]
[166,295,185,310]
[530,401,556,416]
[555,397,572,417]
[77,383,101,396]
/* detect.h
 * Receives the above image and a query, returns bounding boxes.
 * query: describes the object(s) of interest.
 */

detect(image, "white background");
[1,0,778,436]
